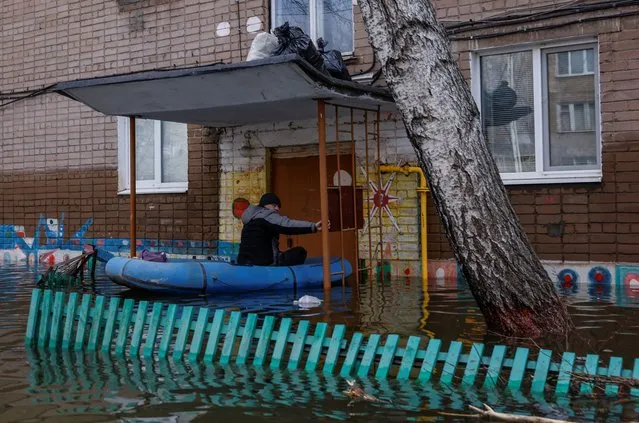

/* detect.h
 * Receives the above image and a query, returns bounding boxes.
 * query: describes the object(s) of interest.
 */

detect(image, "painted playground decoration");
[26,289,639,399]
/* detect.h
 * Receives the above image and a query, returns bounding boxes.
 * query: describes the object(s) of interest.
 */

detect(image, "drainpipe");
[379,164,429,282]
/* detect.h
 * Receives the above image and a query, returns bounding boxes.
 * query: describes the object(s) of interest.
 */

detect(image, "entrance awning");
[54,54,396,126]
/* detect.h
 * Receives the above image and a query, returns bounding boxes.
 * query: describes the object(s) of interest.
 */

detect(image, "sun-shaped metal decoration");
[359,164,402,233]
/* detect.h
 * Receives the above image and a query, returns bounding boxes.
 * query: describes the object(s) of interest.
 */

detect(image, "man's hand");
[315,220,331,231]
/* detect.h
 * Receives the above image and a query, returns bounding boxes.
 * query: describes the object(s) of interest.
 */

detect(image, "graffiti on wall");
[359,164,402,233]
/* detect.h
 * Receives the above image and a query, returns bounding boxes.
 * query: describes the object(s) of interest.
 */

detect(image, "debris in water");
[293,295,322,307]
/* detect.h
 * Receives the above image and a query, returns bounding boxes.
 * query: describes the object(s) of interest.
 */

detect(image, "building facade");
[1,0,638,283]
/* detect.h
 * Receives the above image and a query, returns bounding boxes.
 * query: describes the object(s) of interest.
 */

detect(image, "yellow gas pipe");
[379,164,429,282]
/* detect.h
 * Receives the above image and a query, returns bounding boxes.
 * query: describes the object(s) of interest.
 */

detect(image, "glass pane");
[546,49,598,168]
[573,103,585,131]
[557,52,569,75]
[316,0,353,52]
[586,49,594,73]
[559,105,571,132]
[135,119,155,181]
[161,122,188,183]
[570,50,584,74]
[480,51,535,173]
[273,0,310,34]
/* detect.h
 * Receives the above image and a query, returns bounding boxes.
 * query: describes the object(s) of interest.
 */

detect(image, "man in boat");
[237,193,326,266]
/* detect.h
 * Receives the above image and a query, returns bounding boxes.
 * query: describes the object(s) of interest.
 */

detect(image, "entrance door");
[271,154,359,270]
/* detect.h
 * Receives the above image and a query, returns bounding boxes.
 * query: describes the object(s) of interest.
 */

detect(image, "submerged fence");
[26,289,639,398]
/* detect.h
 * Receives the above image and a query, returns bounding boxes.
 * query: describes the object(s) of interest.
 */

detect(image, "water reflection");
[24,348,639,422]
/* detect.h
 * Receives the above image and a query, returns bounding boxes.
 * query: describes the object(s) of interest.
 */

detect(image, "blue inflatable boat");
[105,256,352,294]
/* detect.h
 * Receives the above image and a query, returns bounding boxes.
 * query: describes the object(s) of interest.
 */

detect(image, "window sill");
[501,170,602,186]
[118,186,188,195]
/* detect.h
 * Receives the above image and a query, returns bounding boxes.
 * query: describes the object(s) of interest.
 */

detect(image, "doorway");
[271,154,363,270]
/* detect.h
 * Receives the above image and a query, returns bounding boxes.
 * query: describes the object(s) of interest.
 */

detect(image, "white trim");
[532,47,544,174]
[502,170,602,185]
[117,116,189,195]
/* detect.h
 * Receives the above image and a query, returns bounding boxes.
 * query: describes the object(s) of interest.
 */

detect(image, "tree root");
[449,404,573,422]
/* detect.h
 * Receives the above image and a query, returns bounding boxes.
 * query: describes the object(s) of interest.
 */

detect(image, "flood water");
[1,262,639,422]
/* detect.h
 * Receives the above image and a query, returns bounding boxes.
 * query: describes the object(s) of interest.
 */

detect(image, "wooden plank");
[115,299,135,355]
[87,295,105,351]
[252,315,275,368]
[507,347,530,391]
[74,294,92,351]
[555,351,576,396]
[236,313,258,365]
[461,343,485,387]
[323,324,346,375]
[203,309,225,363]
[158,304,178,359]
[101,297,121,353]
[356,333,381,378]
[305,322,329,372]
[397,336,421,380]
[270,317,292,370]
[188,307,211,362]
[579,354,599,395]
[339,332,364,377]
[37,290,53,348]
[605,357,623,396]
[375,334,399,379]
[61,292,78,349]
[483,344,507,389]
[440,341,463,385]
[531,349,553,394]
[142,302,164,358]
[25,289,42,346]
[631,358,639,397]
[418,338,442,382]
[172,306,195,360]
[48,291,65,349]
[287,320,310,370]
[220,311,242,364]
[129,300,149,357]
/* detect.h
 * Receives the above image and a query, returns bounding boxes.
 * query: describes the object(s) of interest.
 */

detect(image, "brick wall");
[1,0,271,257]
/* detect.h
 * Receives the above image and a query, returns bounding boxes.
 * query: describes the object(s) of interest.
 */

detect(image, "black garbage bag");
[317,38,351,81]
[273,22,328,75]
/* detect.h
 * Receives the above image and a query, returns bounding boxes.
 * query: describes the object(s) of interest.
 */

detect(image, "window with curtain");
[117,118,188,194]
[272,0,354,53]
[473,42,601,184]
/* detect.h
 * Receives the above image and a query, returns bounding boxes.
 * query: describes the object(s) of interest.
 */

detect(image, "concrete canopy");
[54,54,396,127]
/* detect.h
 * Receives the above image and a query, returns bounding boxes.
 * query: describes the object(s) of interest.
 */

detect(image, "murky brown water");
[1,262,638,422]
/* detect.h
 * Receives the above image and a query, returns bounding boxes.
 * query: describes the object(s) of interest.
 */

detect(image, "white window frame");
[470,38,602,185]
[270,0,355,56]
[117,117,188,195]
[556,49,595,77]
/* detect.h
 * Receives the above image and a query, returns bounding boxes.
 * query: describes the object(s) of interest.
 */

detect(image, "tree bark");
[358,0,572,337]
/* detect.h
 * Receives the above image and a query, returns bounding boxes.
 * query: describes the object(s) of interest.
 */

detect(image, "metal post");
[376,107,383,283]
[335,105,345,287]
[364,111,373,281]
[129,117,137,258]
[317,100,331,290]
[350,108,359,283]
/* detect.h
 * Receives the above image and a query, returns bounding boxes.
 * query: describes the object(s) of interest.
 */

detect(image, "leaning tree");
[358,0,572,337]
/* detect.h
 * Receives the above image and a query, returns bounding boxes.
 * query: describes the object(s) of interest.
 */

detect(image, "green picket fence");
[25,289,639,397]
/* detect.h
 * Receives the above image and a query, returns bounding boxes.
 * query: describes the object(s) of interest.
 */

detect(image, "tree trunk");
[358,0,572,337]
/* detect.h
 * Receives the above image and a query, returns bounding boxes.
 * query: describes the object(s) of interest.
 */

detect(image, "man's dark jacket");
[237,205,317,266]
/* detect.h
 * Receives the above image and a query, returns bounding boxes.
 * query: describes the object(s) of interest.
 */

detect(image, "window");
[557,103,595,133]
[117,117,188,194]
[272,0,354,54]
[556,49,595,76]
[471,42,601,184]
